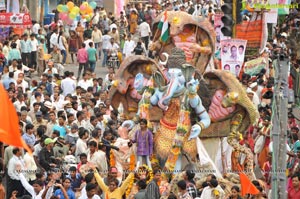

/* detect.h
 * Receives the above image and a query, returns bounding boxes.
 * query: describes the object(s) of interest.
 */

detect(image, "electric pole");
[271,54,289,199]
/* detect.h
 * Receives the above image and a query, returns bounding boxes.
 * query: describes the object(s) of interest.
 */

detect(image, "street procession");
[0,0,300,198]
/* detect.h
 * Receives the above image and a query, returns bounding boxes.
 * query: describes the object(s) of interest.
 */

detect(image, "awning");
[0,13,32,28]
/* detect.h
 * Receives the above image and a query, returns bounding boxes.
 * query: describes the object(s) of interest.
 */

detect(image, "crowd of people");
[0,0,300,199]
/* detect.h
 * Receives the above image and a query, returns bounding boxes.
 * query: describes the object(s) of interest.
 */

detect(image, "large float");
[108,11,259,197]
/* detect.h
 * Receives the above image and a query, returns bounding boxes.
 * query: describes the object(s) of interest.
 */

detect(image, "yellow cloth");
[94,169,134,199]
[129,13,138,34]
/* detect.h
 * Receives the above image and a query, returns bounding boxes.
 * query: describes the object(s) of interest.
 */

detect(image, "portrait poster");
[220,39,247,77]
[214,13,224,52]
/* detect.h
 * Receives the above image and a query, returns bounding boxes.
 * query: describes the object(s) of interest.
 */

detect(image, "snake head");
[222,92,239,108]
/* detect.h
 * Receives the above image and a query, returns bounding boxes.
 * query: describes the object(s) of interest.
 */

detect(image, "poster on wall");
[220,39,247,77]
[214,13,225,52]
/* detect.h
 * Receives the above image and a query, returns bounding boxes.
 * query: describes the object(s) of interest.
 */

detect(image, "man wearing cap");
[38,138,57,171]
[249,82,261,104]
[53,137,69,158]
[246,88,259,109]
[32,111,48,132]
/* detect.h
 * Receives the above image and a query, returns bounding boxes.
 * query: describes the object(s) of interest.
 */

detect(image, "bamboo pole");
[232,0,236,38]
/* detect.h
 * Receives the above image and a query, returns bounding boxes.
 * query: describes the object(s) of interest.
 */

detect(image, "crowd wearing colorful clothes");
[0,0,300,199]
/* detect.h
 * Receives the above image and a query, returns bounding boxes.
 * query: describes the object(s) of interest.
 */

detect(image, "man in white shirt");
[78,72,93,91]
[107,38,119,59]
[74,111,88,129]
[109,22,118,32]
[23,148,37,182]
[7,147,26,198]
[14,93,26,112]
[123,34,136,58]
[44,61,58,75]
[18,170,47,199]
[30,33,39,69]
[78,183,101,199]
[101,30,112,67]
[16,73,29,93]
[87,140,108,172]
[84,38,95,50]
[50,29,58,52]
[75,128,88,161]
[61,71,76,96]
[139,19,151,50]
[200,178,225,199]
[32,21,41,35]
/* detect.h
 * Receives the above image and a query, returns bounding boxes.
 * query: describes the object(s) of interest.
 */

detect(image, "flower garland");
[143,165,153,184]
[126,154,136,197]
[110,151,115,167]
[125,162,153,198]
[165,94,192,171]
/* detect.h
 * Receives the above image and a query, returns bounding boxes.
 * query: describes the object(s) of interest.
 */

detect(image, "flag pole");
[233,0,237,38]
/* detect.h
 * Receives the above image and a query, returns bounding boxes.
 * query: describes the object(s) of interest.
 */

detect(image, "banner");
[244,57,268,76]
[0,13,32,28]
[221,39,247,77]
[236,19,262,49]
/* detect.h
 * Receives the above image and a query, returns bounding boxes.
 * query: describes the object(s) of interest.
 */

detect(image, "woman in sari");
[129,10,138,34]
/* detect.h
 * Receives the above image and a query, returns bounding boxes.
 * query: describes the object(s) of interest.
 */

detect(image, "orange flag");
[239,172,260,196]
[0,84,32,154]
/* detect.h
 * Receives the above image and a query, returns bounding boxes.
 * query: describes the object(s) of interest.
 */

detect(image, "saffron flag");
[157,11,169,43]
[0,84,32,154]
[239,172,260,196]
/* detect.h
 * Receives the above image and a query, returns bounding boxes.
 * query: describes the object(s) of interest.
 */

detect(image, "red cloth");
[288,187,300,199]
[289,75,293,89]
